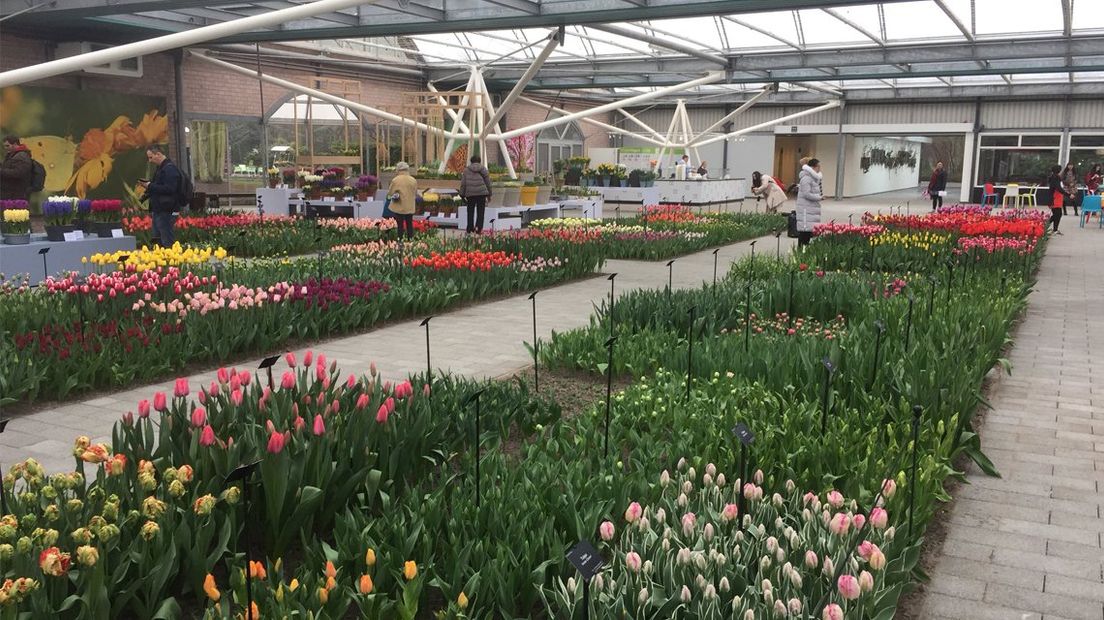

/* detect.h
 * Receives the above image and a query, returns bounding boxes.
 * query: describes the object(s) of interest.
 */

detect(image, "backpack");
[29,158,46,193]
[176,168,194,211]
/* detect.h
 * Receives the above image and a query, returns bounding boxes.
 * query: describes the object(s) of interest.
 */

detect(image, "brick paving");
[914,222,1104,620]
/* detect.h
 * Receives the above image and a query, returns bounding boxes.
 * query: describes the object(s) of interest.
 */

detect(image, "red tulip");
[281,371,296,390]
[385,397,396,414]
[346,374,356,389]
[217,367,231,385]
[138,399,151,419]
[230,389,243,407]
[153,392,167,412]
[303,350,313,367]
[174,378,189,398]
[330,399,340,415]
[293,415,305,431]
[197,390,207,405]
[312,414,326,436]
[356,393,370,410]
[285,351,297,367]
[238,371,251,386]
[191,407,207,427]
[315,364,327,382]
[199,425,216,447]
[266,430,286,454]
[376,403,389,424]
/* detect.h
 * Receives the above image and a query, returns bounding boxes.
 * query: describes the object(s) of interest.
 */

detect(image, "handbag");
[786,210,798,238]
[382,196,395,218]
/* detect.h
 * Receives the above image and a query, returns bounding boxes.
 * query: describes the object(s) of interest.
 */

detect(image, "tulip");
[190,407,206,428]
[303,350,313,367]
[827,489,844,508]
[680,585,691,603]
[837,574,861,600]
[881,478,897,499]
[230,389,243,407]
[203,574,220,601]
[403,561,417,580]
[365,548,376,566]
[423,383,431,397]
[624,501,642,523]
[859,570,874,593]
[285,351,297,367]
[199,425,216,447]
[153,392,167,412]
[625,551,642,572]
[853,513,866,530]
[138,399,151,419]
[346,374,356,389]
[829,513,850,536]
[217,367,230,385]
[376,403,389,424]
[173,378,189,398]
[858,540,877,561]
[722,503,738,522]
[599,521,615,541]
[266,431,286,454]
[312,415,326,436]
[249,560,267,579]
[281,371,296,390]
[681,512,696,536]
[804,550,818,569]
[238,371,251,386]
[822,604,843,620]
[122,411,134,427]
[197,390,207,405]
[356,393,370,410]
[358,574,373,594]
[869,547,887,570]
[369,360,376,376]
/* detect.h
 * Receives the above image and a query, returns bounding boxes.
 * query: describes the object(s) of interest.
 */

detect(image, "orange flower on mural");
[77,128,110,162]
[104,115,143,152]
[135,111,169,147]
[68,154,114,198]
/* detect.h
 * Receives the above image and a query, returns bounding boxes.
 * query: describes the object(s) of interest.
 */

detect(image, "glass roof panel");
[720,18,799,50]
[883,1,964,40]
[974,0,1062,35]
[796,9,871,45]
[639,18,726,52]
[1072,2,1104,31]
[736,11,803,46]
[824,4,884,40]
[1011,72,1071,82]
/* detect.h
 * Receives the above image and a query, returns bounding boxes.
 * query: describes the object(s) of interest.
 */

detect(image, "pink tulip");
[199,425,216,447]
[217,367,230,385]
[869,548,887,570]
[317,354,326,369]
[197,390,207,405]
[599,521,615,541]
[826,490,844,508]
[138,399,151,419]
[285,351,297,367]
[837,574,860,600]
[229,373,241,392]
[122,411,134,427]
[803,492,816,505]
[881,478,896,499]
[624,502,642,523]
[722,503,739,522]
[822,603,844,620]
[870,507,888,529]
[423,383,431,398]
[266,430,286,454]
[853,514,866,530]
[303,350,313,367]
[385,397,395,414]
[356,394,370,411]
[625,551,642,572]
[369,361,378,376]
[230,389,243,407]
[281,371,296,390]
[174,378,189,398]
[190,407,207,428]
[209,381,219,396]
[293,415,305,432]
[312,414,326,436]
[153,392,167,412]
[315,364,327,382]
[376,403,389,424]
[681,512,696,536]
[804,550,818,569]
[858,540,877,560]
[830,512,851,536]
[346,374,356,389]
[238,371,251,386]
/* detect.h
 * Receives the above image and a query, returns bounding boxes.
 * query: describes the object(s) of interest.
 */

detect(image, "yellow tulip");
[403,561,417,580]
[457,592,469,609]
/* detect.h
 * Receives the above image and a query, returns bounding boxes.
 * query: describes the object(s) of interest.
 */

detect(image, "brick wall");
[508,98,611,153]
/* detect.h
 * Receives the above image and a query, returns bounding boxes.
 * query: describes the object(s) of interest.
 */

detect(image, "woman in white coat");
[751,171,787,213]
[795,158,823,247]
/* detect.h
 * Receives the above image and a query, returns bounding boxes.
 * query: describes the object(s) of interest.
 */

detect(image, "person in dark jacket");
[459,156,492,234]
[1061,163,1079,216]
[1085,164,1101,195]
[1047,165,1070,235]
[927,161,947,210]
[139,146,182,247]
[0,135,33,200]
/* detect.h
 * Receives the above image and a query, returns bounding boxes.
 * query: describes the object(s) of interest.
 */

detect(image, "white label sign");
[111,229,124,238]
[63,231,84,241]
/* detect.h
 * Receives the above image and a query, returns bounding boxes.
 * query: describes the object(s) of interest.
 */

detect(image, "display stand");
[1,234,137,284]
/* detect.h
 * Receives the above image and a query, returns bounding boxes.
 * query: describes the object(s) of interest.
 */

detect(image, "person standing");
[928,161,947,210]
[459,155,492,234]
[1062,163,1079,215]
[1048,164,1069,235]
[696,161,708,177]
[751,170,787,213]
[0,135,33,200]
[1084,164,1101,195]
[139,146,182,247]
[795,158,823,247]
[387,162,418,239]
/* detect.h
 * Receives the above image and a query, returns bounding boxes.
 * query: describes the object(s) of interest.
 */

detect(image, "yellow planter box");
[520,186,539,206]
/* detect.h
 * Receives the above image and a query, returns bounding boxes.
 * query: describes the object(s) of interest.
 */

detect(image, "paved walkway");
[915,223,1104,619]
[1,229,797,474]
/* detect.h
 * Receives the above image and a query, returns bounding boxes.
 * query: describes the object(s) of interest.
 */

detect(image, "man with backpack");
[139,146,186,247]
[1,135,43,200]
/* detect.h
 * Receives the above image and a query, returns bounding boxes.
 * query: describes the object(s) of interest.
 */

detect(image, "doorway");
[774,136,816,187]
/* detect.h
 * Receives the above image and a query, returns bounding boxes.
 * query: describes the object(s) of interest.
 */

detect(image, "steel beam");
[480,30,561,140]
[587,22,727,66]
[933,0,972,42]
[692,100,842,148]
[822,8,884,47]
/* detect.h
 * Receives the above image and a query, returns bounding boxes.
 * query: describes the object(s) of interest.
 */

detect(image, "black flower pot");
[96,222,122,238]
[45,224,75,242]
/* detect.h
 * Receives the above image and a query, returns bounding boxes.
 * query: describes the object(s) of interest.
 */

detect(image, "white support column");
[479,32,560,141]
[491,72,724,141]
[692,101,842,148]
[437,70,477,174]
[0,0,373,88]
[693,86,775,140]
[474,71,517,180]
[191,52,462,139]
[655,102,683,175]
[960,132,975,203]
[618,109,666,142]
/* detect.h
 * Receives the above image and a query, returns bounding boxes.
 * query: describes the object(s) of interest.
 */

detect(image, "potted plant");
[488,183,507,207]
[501,181,522,207]
[596,163,618,187]
[282,167,297,187]
[421,191,439,216]
[1,202,31,245]
[615,167,630,188]
[43,196,76,241]
[535,175,553,204]
[303,175,323,198]
[580,168,593,188]
[92,199,124,237]
[516,164,535,183]
[266,167,280,188]
[76,199,94,233]
[520,180,540,206]
[640,170,658,188]
[355,174,378,201]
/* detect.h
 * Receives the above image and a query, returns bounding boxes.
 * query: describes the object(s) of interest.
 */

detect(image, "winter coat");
[928,169,947,193]
[459,163,492,198]
[143,158,182,213]
[1062,170,1079,197]
[795,165,823,233]
[753,175,787,212]
[1049,173,1070,207]
[0,146,33,200]
[1085,170,1101,193]
[387,171,418,215]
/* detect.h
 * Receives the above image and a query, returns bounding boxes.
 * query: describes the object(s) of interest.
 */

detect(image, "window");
[536,122,585,174]
[1068,135,1104,180]
[976,134,1061,185]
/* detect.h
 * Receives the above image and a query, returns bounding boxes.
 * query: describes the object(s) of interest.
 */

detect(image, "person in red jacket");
[1085,164,1102,195]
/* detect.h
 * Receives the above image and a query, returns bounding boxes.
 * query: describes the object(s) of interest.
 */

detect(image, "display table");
[595,179,745,205]
[1,234,136,283]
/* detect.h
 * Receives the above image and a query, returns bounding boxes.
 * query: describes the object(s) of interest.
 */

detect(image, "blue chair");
[1080,195,1102,228]
[981,183,999,206]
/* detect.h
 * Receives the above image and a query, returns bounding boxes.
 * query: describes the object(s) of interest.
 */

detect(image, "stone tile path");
[915,223,1104,620]
[1,230,795,474]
